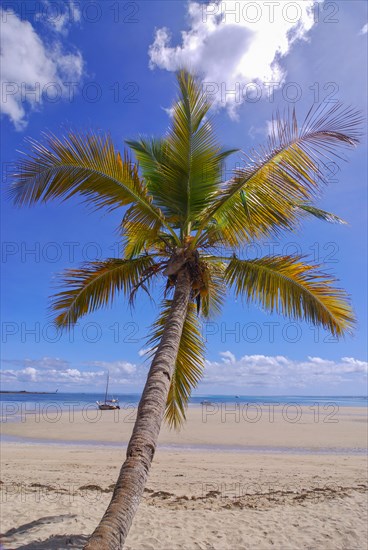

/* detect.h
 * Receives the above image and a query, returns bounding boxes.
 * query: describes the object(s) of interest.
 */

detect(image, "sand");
[1,405,367,549]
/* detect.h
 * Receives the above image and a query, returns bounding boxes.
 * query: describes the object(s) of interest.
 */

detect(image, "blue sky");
[1,0,367,395]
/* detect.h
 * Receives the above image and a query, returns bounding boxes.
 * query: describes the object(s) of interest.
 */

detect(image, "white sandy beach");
[1,405,367,549]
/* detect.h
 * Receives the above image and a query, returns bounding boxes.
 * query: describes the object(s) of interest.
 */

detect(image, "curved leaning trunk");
[84,268,192,550]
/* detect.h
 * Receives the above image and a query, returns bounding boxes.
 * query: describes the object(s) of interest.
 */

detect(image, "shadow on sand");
[10,534,88,549]
[1,515,88,549]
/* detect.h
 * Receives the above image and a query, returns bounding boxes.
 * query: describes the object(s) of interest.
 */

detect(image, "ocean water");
[0,391,367,417]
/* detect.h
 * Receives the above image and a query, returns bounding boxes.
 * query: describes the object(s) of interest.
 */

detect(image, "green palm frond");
[126,137,174,215]
[147,300,205,429]
[167,71,235,228]
[225,255,354,337]
[9,131,176,237]
[295,204,347,224]
[51,256,156,328]
[194,104,361,246]
[128,72,237,230]
[192,195,347,257]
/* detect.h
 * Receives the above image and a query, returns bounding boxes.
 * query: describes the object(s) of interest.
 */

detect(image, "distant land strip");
[0,391,58,394]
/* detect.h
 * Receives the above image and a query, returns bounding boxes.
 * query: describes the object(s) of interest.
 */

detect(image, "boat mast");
[104,371,109,403]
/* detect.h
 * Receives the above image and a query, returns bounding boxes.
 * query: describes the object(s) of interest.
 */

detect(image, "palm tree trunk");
[84,268,192,550]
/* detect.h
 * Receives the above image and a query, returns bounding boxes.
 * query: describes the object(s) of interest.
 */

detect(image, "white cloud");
[22,367,38,381]
[0,356,140,388]
[149,0,321,118]
[0,7,83,130]
[85,360,137,376]
[40,0,82,35]
[203,353,368,388]
[0,364,105,386]
[360,23,368,35]
[1,353,366,392]
[219,351,236,364]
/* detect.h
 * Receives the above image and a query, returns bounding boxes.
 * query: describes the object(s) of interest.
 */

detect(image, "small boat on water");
[97,372,120,410]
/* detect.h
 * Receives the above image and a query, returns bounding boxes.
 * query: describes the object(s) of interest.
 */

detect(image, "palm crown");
[10,71,361,428]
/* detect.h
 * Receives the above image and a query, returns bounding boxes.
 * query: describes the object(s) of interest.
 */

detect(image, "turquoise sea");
[0,392,367,416]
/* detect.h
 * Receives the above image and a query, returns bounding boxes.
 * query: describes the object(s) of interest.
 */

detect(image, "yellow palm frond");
[51,256,156,328]
[194,104,361,246]
[122,217,176,259]
[147,301,205,429]
[225,255,354,336]
[9,131,175,237]
[194,259,227,318]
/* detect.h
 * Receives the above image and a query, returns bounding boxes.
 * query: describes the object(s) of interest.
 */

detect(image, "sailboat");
[96,371,120,410]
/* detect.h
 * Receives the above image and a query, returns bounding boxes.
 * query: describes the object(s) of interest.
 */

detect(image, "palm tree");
[10,71,361,549]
